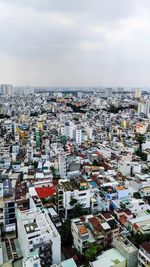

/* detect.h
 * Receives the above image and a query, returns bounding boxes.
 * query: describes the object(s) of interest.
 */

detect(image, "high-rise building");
[1,84,13,96]
[145,99,150,118]
[58,153,67,178]
[95,98,102,106]
[86,126,93,140]
[138,100,150,118]
[117,87,124,93]
[64,121,74,139]
[138,102,145,114]
[74,128,83,146]
[3,179,16,234]
[135,88,141,98]
[105,88,112,98]
[17,208,61,266]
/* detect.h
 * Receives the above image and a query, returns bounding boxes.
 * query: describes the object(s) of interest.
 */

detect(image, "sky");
[0,0,150,87]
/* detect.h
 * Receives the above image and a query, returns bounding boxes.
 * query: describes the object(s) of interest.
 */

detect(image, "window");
[79,193,86,197]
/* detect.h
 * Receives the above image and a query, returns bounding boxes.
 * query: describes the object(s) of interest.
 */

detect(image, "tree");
[136,134,145,144]
[133,192,141,199]
[60,219,73,246]
[33,161,38,169]
[51,166,55,176]
[69,203,89,219]
[84,242,102,262]
[92,160,99,166]
[135,134,147,162]
[131,231,150,247]
[136,149,147,161]
[0,222,4,229]
[69,197,78,206]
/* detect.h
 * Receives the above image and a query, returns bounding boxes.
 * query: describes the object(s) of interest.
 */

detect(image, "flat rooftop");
[18,208,59,239]
[61,258,77,267]
[60,180,90,191]
[114,236,138,253]
[91,248,125,267]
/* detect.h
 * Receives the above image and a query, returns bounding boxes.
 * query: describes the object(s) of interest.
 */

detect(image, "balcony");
[140,247,150,259]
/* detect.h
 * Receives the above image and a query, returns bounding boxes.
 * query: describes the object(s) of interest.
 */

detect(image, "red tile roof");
[140,241,150,254]
[133,223,139,230]
[88,217,102,232]
[119,215,127,225]
[102,212,112,219]
[35,186,56,199]
[124,209,133,216]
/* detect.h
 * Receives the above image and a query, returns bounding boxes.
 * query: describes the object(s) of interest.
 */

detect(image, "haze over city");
[0,0,150,87]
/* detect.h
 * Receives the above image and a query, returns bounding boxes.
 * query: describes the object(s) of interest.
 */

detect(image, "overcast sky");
[0,0,150,87]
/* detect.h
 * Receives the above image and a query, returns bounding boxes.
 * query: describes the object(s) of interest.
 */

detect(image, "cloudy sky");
[0,0,150,87]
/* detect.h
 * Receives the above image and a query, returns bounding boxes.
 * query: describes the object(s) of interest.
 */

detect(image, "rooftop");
[35,186,56,199]
[140,241,150,255]
[59,180,90,191]
[91,248,126,267]
[60,258,77,267]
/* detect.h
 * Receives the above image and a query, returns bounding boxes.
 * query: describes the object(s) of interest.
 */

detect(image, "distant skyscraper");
[145,99,150,118]
[135,88,141,98]
[95,98,102,106]
[138,102,145,114]
[105,88,112,98]
[58,153,66,178]
[117,87,124,93]
[138,99,150,117]
[1,84,13,96]
[74,128,83,145]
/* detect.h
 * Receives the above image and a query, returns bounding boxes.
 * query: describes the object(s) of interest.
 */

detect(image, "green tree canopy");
[60,219,73,246]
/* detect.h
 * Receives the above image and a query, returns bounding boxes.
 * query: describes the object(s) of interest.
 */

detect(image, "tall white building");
[60,121,74,139]
[17,208,61,266]
[64,121,74,139]
[74,128,83,146]
[95,98,102,106]
[105,88,112,98]
[58,153,67,178]
[138,102,146,114]
[1,84,13,95]
[139,99,150,118]
[86,126,93,140]
[145,99,150,118]
[135,88,141,98]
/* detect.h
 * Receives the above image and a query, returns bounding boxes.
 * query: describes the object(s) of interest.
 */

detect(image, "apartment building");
[71,217,94,254]
[89,248,126,267]
[57,179,92,218]
[58,153,67,178]
[3,179,16,233]
[17,208,61,266]
[138,241,150,267]
[113,235,138,267]
[71,212,119,254]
